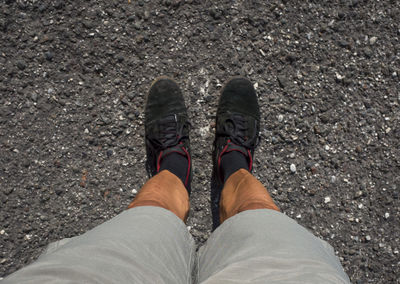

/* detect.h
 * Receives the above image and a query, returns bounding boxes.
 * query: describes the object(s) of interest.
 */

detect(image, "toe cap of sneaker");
[217,77,260,120]
[145,78,187,124]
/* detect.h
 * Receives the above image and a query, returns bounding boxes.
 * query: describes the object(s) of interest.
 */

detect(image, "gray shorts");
[3,207,350,283]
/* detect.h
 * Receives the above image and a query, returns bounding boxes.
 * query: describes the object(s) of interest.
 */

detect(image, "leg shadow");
[210,166,223,231]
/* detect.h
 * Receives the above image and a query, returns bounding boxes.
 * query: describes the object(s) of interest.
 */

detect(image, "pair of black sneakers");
[145,77,260,194]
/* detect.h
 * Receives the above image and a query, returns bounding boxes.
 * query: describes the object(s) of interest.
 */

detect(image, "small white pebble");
[324,196,331,203]
[289,153,295,159]
[369,36,378,45]
[278,114,284,122]
[366,235,371,241]
[131,189,137,194]
[24,234,32,241]
[290,164,297,173]
[358,204,363,209]
[253,82,258,89]
[384,212,390,219]
[199,126,209,137]
[336,72,345,80]
[393,249,399,254]
[0,230,4,235]
[296,214,301,219]
[331,176,337,183]
[187,226,192,231]
[84,128,89,134]
[324,145,330,151]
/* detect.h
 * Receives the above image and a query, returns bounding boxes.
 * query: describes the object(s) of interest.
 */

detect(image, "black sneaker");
[213,77,260,183]
[145,77,192,192]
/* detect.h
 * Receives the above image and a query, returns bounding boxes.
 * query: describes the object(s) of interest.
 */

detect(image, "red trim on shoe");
[181,146,191,187]
[247,149,253,171]
[156,151,163,173]
[217,140,231,181]
[225,147,247,157]
[163,150,186,156]
[218,140,254,181]
[156,143,191,187]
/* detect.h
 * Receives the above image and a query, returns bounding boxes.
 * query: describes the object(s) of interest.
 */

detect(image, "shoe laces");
[223,114,259,148]
[149,114,190,149]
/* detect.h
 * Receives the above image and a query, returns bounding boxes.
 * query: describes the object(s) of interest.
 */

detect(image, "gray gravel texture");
[1,0,400,283]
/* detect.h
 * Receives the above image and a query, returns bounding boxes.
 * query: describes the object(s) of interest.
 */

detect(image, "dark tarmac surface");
[1,0,399,282]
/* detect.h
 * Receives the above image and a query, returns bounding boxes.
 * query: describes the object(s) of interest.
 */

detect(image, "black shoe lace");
[149,114,190,149]
[224,114,259,148]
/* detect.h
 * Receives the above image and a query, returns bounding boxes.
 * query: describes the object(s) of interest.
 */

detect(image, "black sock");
[220,151,249,183]
[159,153,189,186]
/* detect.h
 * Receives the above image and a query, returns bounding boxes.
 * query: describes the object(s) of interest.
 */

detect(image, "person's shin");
[128,170,190,222]
[219,169,279,223]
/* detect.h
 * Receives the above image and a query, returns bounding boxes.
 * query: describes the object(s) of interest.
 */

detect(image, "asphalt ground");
[1,0,399,282]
